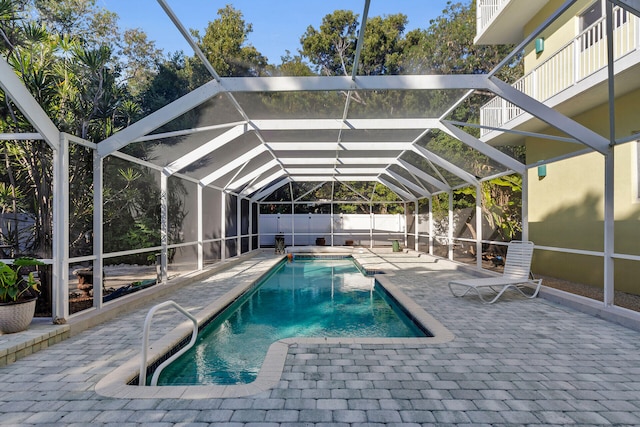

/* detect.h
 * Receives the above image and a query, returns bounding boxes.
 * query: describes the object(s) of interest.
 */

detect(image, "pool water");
[156,258,428,385]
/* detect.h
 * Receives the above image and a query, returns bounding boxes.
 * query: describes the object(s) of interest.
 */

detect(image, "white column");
[476,184,483,269]
[604,151,615,306]
[291,199,295,247]
[603,1,615,307]
[521,171,529,241]
[248,199,253,251]
[237,195,241,255]
[93,151,104,308]
[403,202,408,248]
[414,201,419,251]
[251,202,260,249]
[448,190,454,260]
[369,203,373,249]
[197,184,203,270]
[330,202,334,246]
[220,192,226,261]
[52,134,68,321]
[160,172,168,283]
[428,196,434,255]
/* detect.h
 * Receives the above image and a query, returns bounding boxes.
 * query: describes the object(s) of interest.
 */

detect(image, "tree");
[300,10,359,76]
[274,51,315,77]
[299,10,415,117]
[456,174,523,242]
[192,5,267,77]
[300,10,410,77]
[32,0,120,49]
[138,52,192,136]
[119,28,164,98]
[0,5,59,258]
[71,44,121,140]
[0,0,141,260]
[400,1,521,81]
[359,14,407,76]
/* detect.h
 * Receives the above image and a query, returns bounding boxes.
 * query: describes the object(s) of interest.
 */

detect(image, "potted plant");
[0,257,43,334]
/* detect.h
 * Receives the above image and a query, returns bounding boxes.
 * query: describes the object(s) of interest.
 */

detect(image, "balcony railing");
[481,6,639,136]
[477,0,510,33]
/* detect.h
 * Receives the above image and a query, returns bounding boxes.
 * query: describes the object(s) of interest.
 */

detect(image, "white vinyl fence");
[259,214,406,247]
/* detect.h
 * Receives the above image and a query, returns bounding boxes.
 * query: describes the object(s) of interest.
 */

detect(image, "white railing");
[477,0,510,33]
[481,6,639,136]
[139,300,198,387]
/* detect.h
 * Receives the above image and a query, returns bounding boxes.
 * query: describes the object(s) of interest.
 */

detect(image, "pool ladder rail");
[139,300,198,386]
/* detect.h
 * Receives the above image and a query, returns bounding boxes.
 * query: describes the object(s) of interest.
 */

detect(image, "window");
[579,2,603,50]
[580,2,602,32]
[579,1,629,50]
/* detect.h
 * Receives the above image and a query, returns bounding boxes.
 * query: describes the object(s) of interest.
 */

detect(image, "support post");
[237,195,241,255]
[52,134,68,321]
[428,197,434,255]
[255,202,262,249]
[248,198,253,252]
[220,192,226,261]
[414,201,419,251]
[197,184,203,270]
[403,202,408,249]
[448,190,454,260]
[521,171,529,241]
[369,203,374,249]
[330,202,334,247]
[603,0,615,306]
[160,173,168,283]
[476,184,483,269]
[93,151,104,309]
[604,151,615,306]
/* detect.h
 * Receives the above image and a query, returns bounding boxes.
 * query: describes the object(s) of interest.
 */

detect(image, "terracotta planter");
[0,298,37,334]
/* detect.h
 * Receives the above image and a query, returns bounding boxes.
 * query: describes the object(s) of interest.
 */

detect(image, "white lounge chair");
[448,240,542,304]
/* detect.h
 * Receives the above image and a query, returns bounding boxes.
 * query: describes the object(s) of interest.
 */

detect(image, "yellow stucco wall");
[523,1,585,72]
[527,88,640,293]
[520,1,626,97]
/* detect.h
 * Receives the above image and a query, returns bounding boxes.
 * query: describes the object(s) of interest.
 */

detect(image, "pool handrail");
[139,300,198,386]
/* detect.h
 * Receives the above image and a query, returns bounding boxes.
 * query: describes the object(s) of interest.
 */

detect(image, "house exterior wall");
[523,1,581,72]
[523,2,582,99]
[477,0,640,295]
[526,88,640,293]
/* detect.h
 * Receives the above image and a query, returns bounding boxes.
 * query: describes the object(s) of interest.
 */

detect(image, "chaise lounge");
[448,240,542,304]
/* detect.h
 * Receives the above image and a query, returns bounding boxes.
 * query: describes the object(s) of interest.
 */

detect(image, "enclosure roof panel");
[1,0,618,202]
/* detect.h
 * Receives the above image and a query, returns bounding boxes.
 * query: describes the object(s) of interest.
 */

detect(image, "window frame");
[579,1,603,32]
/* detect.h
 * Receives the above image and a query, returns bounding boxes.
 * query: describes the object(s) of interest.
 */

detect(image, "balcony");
[475,0,551,44]
[480,7,640,139]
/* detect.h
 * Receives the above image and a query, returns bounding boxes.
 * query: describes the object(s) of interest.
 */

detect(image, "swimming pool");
[153,258,429,386]
[95,253,454,399]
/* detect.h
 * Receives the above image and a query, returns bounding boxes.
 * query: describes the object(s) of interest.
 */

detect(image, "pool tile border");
[95,260,454,399]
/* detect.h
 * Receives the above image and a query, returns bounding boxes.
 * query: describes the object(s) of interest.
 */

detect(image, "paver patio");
[1,249,640,426]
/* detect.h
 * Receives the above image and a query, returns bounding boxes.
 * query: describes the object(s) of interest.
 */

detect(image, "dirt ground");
[537,274,640,312]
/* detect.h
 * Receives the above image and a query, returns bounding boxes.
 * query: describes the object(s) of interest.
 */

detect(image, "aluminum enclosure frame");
[0,0,637,324]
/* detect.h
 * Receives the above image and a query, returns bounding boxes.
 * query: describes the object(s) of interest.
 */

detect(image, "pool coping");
[95,262,454,399]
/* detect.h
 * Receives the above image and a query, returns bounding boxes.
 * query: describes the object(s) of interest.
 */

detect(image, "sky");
[99,0,454,64]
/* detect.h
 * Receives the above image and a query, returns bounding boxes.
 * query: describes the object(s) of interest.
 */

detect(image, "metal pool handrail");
[139,300,198,386]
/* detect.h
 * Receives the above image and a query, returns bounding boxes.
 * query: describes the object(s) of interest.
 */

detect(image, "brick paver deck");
[1,249,640,426]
